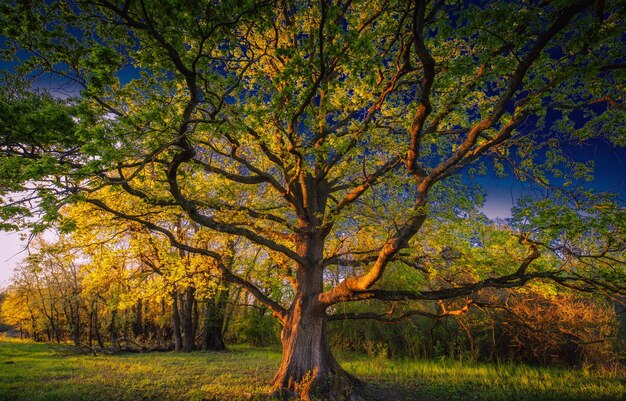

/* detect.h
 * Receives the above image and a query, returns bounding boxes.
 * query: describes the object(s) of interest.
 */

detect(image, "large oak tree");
[1,0,625,399]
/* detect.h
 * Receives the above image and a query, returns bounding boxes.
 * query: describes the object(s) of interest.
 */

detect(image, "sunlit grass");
[0,339,624,401]
[0,339,278,401]
[341,353,626,401]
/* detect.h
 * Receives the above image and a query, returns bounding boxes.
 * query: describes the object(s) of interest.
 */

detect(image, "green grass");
[340,353,626,401]
[0,339,624,401]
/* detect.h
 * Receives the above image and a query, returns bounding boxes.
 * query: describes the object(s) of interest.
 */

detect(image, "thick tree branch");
[322,238,544,306]
[319,196,428,305]
[406,0,436,175]
[327,299,475,322]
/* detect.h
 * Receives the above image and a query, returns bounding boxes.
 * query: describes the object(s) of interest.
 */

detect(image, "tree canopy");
[1,0,625,399]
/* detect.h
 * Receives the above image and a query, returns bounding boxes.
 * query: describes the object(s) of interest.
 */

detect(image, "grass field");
[0,339,624,401]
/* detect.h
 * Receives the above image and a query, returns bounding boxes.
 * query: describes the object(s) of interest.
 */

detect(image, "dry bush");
[491,290,620,368]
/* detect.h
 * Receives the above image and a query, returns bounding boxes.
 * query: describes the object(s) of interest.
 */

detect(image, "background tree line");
[2,201,622,369]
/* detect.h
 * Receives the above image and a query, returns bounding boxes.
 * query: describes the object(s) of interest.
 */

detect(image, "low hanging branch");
[322,236,546,306]
[327,299,476,323]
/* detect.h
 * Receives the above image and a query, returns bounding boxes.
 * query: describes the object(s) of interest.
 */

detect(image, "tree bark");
[172,290,183,352]
[202,289,227,351]
[53,306,61,343]
[192,298,199,340]
[74,302,81,346]
[133,299,144,338]
[272,220,363,400]
[94,302,104,348]
[181,286,196,352]
[88,311,93,347]
[272,290,361,400]
[160,299,170,346]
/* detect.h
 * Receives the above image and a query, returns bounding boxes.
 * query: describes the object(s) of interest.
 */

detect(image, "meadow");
[0,339,624,401]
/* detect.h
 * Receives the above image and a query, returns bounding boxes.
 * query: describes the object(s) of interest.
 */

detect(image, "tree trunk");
[181,286,196,352]
[109,309,118,345]
[193,298,199,339]
[64,303,75,343]
[28,303,38,341]
[52,306,61,343]
[161,299,170,347]
[272,293,361,400]
[202,293,227,351]
[133,299,144,339]
[88,311,93,347]
[94,302,104,348]
[73,302,81,346]
[272,259,361,398]
[272,181,364,399]
[73,290,81,346]
[172,290,183,352]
